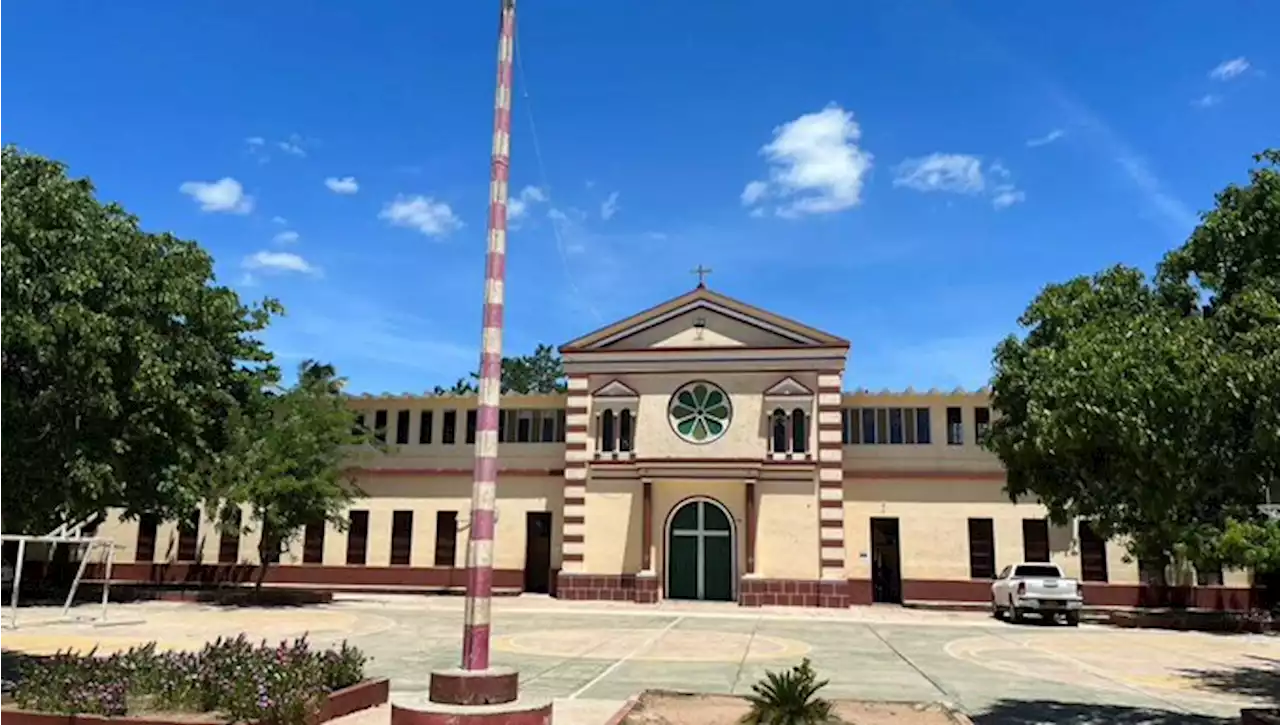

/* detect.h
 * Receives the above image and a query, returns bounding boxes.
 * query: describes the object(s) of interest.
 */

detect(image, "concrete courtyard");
[2,594,1276,724]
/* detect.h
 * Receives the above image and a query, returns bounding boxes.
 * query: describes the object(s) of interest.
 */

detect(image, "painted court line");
[567,615,685,700]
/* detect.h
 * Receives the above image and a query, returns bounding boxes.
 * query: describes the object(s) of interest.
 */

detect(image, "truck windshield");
[1014,565,1061,578]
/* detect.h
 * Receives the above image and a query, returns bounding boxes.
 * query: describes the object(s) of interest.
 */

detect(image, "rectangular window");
[177,512,200,562]
[373,410,388,443]
[861,408,876,444]
[967,518,996,579]
[916,407,932,444]
[218,509,241,564]
[875,408,889,445]
[555,410,567,442]
[419,410,433,444]
[1139,558,1166,585]
[346,510,369,565]
[539,410,557,442]
[889,408,904,444]
[261,524,280,564]
[390,511,413,566]
[946,407,963,445]
[395,410,411,445]
[442,410,457,444]
[904,408,917,444]
[1022,518,1050,562]
[975,406,991,442]
[434,511,458,567]
[465,410,477,445]
[1078,520,1108,582]
[517,410,534,442]
[135,513,159,563]
[352,413,366,438]
[303,521,326,564]
[499,409,510,443]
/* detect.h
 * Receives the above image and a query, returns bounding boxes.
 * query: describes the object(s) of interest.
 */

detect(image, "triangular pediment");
[764,376,812,396]
[561,286,849,352]
[593,379,638,397]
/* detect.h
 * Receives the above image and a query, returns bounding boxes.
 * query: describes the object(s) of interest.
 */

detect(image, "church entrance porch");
[665,498,735,602]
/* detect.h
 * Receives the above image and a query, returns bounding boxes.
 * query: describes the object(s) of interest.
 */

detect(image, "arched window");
[601,409,616,452]
[791,408,807,454]
[619,409,633,452]
[771,408,789,453]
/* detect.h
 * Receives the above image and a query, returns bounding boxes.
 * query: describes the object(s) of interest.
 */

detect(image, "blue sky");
[7,2,1278,394]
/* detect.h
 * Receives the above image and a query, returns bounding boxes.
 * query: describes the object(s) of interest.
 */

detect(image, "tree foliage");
[432,343,566,395]
[1,147,280,533]
[740,658,835,725]
[215,361,370,586]
[985,150,1280,574]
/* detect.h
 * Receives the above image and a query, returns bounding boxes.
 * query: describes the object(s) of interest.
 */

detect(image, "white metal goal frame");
[1,532,126,629]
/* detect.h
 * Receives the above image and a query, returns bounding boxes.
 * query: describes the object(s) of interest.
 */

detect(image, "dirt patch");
[621,691,967,725]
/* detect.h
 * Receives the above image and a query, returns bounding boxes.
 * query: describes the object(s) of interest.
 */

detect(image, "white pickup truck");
[991,562,1083,626]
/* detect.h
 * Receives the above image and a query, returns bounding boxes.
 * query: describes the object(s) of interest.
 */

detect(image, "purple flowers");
[13,635,367,725]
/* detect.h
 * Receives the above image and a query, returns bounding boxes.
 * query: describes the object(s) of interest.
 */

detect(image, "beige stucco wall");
[604,309,799,350]
[755,482,820,580]
[583,478,644,574]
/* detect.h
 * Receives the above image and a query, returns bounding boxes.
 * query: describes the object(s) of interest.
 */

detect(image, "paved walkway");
[3,595,1276,724]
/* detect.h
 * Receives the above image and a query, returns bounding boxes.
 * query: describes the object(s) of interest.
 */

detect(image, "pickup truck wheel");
[1009,605,1022,623]
[991,598,1004,619]
[1065,612,1080,627]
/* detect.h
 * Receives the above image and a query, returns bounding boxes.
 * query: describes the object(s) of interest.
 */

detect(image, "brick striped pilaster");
[460,0,516,673]
[561,374,590,572]
[816,373,846,581]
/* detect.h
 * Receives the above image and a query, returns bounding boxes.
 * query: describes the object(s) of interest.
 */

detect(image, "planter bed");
[613,691,972,725]
[1,679,388,725]
[1108,608,1277,633]
[3,636,382,725]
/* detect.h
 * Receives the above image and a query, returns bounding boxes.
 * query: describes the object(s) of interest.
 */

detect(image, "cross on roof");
[691,264,713,288]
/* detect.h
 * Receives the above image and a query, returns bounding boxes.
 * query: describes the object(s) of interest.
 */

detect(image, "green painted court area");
[3,595,1275,724]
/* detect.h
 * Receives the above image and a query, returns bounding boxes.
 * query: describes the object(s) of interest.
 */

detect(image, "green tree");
[216,361,371,588]
[985,150,1280,579]
[1,147,279,534]
[432,344,567,395]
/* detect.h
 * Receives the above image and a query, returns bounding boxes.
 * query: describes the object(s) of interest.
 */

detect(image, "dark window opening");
[861,408,876,444]
[442,410,457,445]
[434,511,458,567]
[889,408,904,444]
[373,410,388,443]
[1078,520,1109,582]
[352,413,366,438]
[771,409,789,453]
[390,511,413,566]
[915,408,932,444]
[1022,518,1050,562]
[218,509,241,564]
[465,410,477,445]
[177,513,200,562]
[419,410,433,444]
[790,408,807,453]
[975,406,991,442]
[395,410,411,444]
[346,510,369,565]
[600,409,616,452]
[967,518,996,579]
[303,521,326,564]
[135,514,159,563]
[946,407,963,445]
[619,409,634,452]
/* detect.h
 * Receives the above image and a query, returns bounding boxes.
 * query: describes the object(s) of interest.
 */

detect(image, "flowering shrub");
[12,635,368,725]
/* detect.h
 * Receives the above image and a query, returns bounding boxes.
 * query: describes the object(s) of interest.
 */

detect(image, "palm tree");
[740,658,836,725]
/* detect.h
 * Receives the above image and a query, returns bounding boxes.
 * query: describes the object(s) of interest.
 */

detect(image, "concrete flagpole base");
[390,667,552,725]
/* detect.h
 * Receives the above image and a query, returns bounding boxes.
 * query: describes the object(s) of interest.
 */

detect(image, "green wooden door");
[666,500,734,601]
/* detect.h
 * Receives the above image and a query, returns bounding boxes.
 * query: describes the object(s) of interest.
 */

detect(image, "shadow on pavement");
[969,699,1234,724]
[1176,655,1280,707]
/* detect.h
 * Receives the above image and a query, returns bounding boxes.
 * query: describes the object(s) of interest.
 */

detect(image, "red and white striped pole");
[461,0,516,673]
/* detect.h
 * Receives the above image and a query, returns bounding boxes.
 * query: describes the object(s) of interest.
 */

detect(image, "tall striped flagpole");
[461,0,516,672]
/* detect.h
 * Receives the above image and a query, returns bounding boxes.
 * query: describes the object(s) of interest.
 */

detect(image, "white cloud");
[1209,57,1250,81]
[1192,93,1221,108]
[600,191,620,220]
[179,178,254,214]
[278,133,307,157]
[893,154,985,194]
[1025,129,1065,148]
[547,207,569,221]
[508,185,548,220]
[271,215,288,225]
[245,136,265,147]
[242,250,319,276]
[991,188,1026,209]
[379,195,462,237]
[743,104,873,218]
[740,180,768,206]
[273,230,300,244]
[324,176,359,194]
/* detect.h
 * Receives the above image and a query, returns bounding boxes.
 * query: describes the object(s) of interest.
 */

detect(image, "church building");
[96,284,1256,610]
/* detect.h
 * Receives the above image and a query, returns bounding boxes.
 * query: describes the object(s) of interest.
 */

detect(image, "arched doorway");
[665,498,735,601]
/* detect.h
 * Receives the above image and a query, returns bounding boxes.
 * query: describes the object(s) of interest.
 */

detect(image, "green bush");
[740,658,836,725]
[12,635,367,725]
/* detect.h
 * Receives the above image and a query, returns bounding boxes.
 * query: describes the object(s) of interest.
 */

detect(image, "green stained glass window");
[668,381,732,444]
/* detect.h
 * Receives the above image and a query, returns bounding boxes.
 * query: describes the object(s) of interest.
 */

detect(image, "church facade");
[97,286,1255,609]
